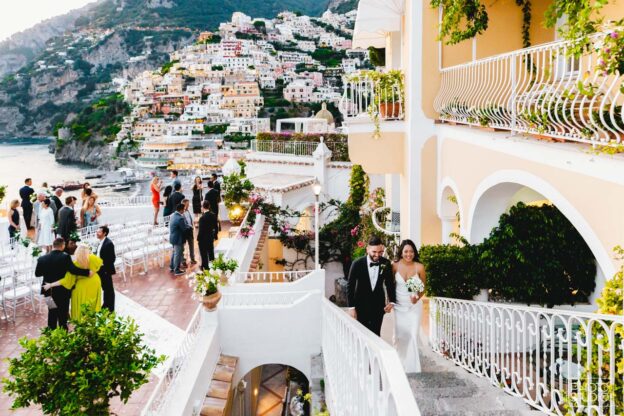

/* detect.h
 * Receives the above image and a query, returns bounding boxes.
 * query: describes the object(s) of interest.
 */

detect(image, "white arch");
[466,169,615,278]
[438,177,465,235]
[235,360,310,385]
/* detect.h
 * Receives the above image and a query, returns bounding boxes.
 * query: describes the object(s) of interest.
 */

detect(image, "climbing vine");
[431,0,489,45]
[515,0,532,48]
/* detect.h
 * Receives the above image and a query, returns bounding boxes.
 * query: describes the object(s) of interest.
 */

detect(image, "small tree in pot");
[3,308,164,416]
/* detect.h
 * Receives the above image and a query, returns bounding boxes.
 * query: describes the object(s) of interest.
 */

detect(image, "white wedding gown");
[393,272,422,373]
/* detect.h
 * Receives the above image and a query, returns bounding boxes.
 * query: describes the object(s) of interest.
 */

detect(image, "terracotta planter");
[202,291,222,311]
[379,102,401,119]
[219,272,229,285]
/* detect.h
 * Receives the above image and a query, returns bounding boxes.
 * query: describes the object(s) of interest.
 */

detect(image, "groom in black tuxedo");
[347,236,396,336]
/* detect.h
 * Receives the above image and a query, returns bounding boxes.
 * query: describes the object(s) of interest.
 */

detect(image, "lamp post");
[312,180,322,270]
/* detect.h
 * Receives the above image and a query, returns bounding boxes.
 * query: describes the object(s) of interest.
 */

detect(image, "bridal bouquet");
[405,277,425,294]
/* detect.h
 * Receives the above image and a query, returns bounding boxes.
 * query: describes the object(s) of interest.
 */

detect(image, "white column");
[386,31,402,70]
[384,173,401,213]
[440,216,455,244]
[313,141,332,193]
[400,0,435,246]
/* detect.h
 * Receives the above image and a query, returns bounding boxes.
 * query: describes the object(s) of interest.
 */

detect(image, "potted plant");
[189,269,222,311]
[210,254,238,284]
[2,308,164,416]
[0,185,6,206]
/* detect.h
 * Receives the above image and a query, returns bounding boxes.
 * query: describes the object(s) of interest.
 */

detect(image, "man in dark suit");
[211,173,221,194]
[347,236,396,336]
[96,225,116,311]
[197,200,219,270]
[35,238,91,329]
[51,188,64,223]
[205,181,220,221]
[169,183,185,212]
[19,178,35,230]
[57,196,78,242]
[169,203,191,275]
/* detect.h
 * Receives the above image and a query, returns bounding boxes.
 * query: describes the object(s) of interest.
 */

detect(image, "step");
[213,364,236,383]
[200,397,226,416]
[218,355,238,367]
[207,379,231,400]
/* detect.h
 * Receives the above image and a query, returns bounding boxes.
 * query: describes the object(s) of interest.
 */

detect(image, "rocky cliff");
[55,139,124,169]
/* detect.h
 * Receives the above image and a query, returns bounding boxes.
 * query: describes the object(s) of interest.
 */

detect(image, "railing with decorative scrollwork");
[429,297,624,415]
[435,32,624,146]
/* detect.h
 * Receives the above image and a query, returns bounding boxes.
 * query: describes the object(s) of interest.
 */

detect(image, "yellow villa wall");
[421,135,440,245]
[439,137,624,273]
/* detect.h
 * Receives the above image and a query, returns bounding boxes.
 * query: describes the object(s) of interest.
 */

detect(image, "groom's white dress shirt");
[367,256,379,289]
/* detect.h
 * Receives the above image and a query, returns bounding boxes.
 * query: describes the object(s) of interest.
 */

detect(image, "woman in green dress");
[43,244,103,320]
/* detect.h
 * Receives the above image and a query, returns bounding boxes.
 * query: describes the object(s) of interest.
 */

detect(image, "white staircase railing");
[321,297,420,416]
[435,32,624,146]
[429,297,624,416]
[372,207,401,236]
[142,305,205,415]
[233,270,312,283]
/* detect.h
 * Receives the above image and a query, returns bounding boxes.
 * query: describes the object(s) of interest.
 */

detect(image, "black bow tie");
[370,262,380,267]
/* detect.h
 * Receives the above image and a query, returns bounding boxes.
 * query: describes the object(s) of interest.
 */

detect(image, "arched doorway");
[438,178,463,244]
[232,364,309,416]
[467,170,613,305]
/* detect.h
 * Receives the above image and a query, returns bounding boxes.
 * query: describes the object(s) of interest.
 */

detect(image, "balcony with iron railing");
[434,32,624,147]
[338,70,407,174]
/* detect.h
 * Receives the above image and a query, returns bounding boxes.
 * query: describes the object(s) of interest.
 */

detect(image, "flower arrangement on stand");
[188,269,222,311]
[210,254,238,284]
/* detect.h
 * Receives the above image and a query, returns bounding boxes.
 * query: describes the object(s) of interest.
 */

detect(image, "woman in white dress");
[392,239,426,373]
[37,198,55,252]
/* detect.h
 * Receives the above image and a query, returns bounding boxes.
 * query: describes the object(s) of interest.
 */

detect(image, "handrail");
[339,71,405,121]
[372,206,400,237]
[98,195,153,207]
[434,31,624,145]
[233,270,312,283]
[321,297,420,416]
[141,305,203,415]
[429,297,624,415]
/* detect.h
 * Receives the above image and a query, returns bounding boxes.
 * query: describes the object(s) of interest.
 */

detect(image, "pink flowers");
[254,208,261,215]
[357,241,365,248]
[610,31,619,39]
[350,225,359,236]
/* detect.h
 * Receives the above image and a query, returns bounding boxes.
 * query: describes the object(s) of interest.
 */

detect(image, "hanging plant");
[431,0,489,45]
[515,0,532,48]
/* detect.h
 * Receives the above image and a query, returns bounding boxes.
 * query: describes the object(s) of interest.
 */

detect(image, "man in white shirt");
[346,236,396,336]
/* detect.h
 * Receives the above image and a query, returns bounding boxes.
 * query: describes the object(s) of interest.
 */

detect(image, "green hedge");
[424,203,596,306]
[421,244,481,300]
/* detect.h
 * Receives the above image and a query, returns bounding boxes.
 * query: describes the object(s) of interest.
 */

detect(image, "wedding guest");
[39,182,50,195]
[35,238,91,329]
[197,200,218,270]
[211,173,221,194]
[169,203,191,276]
[191,176,203,222]
[8,199,20,239]
[151,176,162,226]
[51,188,64,222]
[169,183,185,212]
[205,181,220,221]
[19,178,35,230]
[170,170,181,189]
[95,226,116,311]
[57,196,78,242]
[182,199,196,265]
[81,196,101,228]
[42,243,102,320]
[80,183,98,202]
[37,199,55,253]
[162,185,174,219]
[33,192,46,234]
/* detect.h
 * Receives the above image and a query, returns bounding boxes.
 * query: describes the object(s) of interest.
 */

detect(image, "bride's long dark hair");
[395,239,420,262]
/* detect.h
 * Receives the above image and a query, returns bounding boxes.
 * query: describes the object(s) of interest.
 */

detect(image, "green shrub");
[480,203,596,306]
[421,243,481,299]
[3,308,164,416]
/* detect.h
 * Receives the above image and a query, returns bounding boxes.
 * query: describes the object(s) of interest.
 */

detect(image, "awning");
[352,0,405,49]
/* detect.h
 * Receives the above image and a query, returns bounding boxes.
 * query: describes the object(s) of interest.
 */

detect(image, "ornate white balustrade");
[339,72,405,121]
[142,306,204,415]
[429,297,624,415]
[435,33,624,145]
[372,207,401,236]
[251,139,319,156]
[321,297,420,416]
[98,195,152,207]
[234,270,312,283]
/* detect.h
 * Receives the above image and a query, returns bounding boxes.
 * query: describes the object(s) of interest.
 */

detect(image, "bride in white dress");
[392,239,426,373]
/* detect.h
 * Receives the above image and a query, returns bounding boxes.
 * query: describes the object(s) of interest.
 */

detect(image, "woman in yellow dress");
[43,244,103,320]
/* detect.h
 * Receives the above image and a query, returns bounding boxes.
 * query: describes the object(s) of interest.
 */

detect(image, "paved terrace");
[0,225,231,415]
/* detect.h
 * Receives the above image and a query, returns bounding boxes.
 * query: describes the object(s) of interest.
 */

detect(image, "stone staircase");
[409,342,538,416]
[248,221,270,273]
[200,355,238,416]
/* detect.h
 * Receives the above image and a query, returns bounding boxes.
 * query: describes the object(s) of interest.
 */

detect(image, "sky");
[0,0,98,41]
